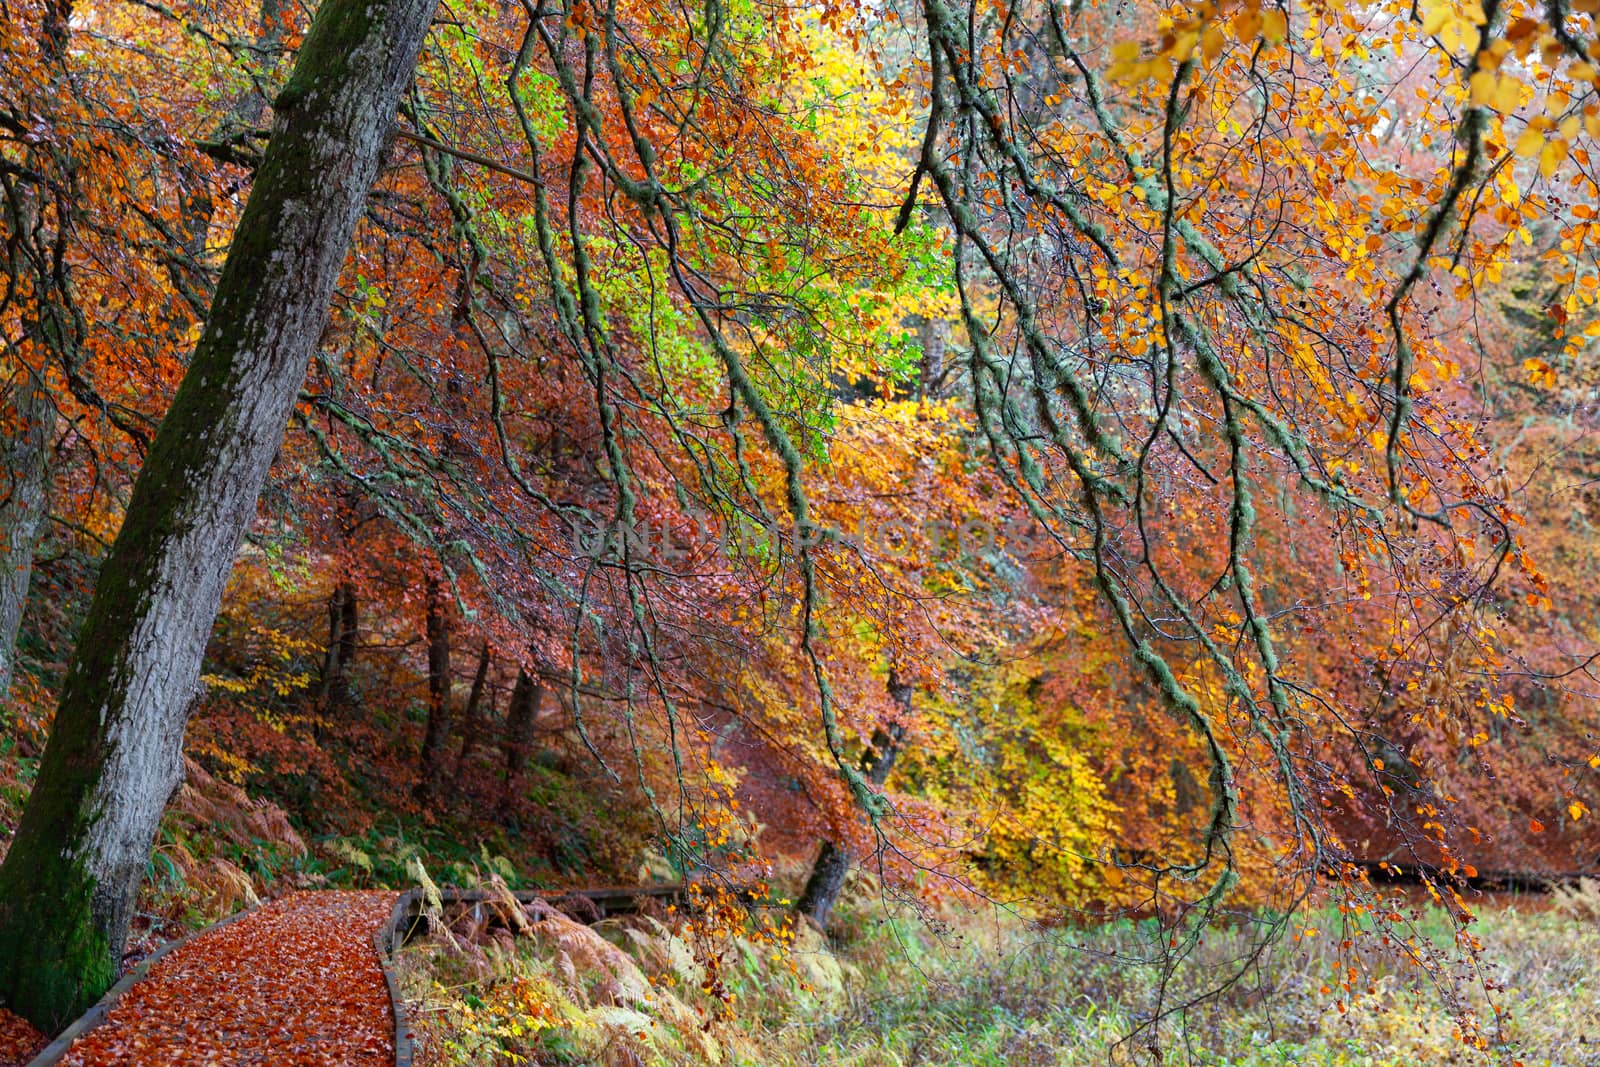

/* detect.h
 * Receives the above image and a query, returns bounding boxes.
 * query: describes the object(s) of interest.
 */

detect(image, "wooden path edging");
[25,905,260,1067]
[370,923,412,1067]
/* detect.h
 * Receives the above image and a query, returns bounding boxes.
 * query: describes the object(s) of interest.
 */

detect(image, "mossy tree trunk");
[0,0,437,1029]
[796,674,912,930]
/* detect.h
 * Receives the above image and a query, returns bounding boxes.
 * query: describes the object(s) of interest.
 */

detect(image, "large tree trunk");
[453,641,492,777]
[796,675,911,930]
[0,0,436,1028]
[0,373,51,700]
[500,667,546,815]
[414,576,453,802]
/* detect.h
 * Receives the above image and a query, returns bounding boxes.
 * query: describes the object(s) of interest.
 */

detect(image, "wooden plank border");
[371,909,415,1067]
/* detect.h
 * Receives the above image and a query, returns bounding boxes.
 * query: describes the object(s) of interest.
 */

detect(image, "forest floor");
[397,881,1600,1066]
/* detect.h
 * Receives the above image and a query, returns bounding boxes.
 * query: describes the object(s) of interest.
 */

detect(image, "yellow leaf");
[1495,76,1523,112]
[1469,70,1496,106]
[1540,136,1569,177]
[1234,8,1262,41]
[1523,357,1556,386]
[1261,9,1287,43]
[1514,127,1546,157]
[1471,72,1522,112]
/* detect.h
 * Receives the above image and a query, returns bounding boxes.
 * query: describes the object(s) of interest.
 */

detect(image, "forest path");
[50,890,400,1067]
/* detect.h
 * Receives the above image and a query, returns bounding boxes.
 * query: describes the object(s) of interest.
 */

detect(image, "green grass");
[399,882,1600,1066]
[767,905,1581,1066]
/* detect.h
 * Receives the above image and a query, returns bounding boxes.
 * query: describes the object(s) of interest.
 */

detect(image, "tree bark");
[796,674,911,930]
[0,0,437,1028]
[0,9,76,706]
[414,576,453,801]
[316,579,359,708]
[0,373,51,700]
[453,641,492,776]
[501,667,546,814]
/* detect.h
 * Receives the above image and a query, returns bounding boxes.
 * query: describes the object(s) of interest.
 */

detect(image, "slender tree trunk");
[796,841,853,926]
[0,0,436,1028]
[0,374,51,700]
[797,675,911,930]
[916,316,947,399]
[501,668,546,814]
[453,642,492,776]
[317,579,359,708]
[0,9,77,706]
[338,581,357,671]
[414,577,453,801]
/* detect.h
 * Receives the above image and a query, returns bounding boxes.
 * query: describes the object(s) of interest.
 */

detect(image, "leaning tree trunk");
[796,675,912,930]
[0,0,436,1028]
[414,576,454,801]
[0,373,51,701]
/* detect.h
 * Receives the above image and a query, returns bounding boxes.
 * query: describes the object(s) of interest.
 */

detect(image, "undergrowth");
[397,879,1600,1067]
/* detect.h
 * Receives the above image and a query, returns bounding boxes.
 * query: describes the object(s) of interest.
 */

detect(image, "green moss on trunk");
[0,770,113,1029]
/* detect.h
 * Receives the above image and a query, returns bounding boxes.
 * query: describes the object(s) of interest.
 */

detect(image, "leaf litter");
[58,890,398,1066]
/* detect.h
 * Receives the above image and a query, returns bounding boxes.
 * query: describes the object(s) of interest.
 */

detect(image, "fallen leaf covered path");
[48,891,400,1067]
